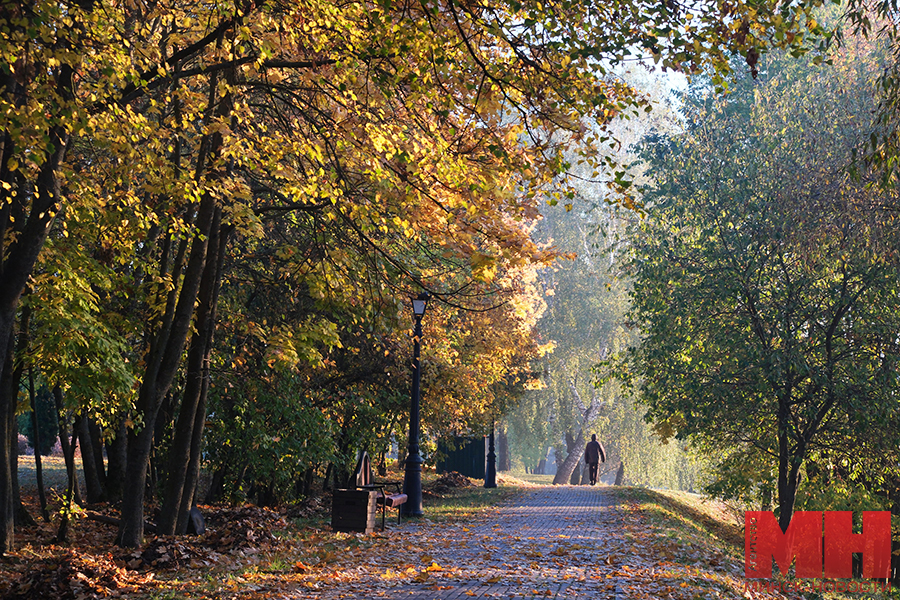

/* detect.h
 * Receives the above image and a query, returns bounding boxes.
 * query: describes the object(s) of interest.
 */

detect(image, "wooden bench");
[352,451,407,530]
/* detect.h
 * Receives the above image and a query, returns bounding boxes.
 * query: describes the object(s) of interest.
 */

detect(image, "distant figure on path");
[584,434,606,486]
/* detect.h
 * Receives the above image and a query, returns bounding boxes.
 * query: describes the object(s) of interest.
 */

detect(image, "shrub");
[17,434,29,456]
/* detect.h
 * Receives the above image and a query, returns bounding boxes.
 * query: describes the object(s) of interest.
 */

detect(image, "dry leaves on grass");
[1,548,157,600]
[119,505,291,571]
[0,497,338,600]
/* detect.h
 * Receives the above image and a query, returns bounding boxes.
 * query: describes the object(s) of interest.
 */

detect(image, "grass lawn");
[420,475,520,523]
[505,471,555,486]
[17,454,81,492]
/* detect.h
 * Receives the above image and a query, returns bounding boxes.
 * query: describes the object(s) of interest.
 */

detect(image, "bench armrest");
[380,481,403,495]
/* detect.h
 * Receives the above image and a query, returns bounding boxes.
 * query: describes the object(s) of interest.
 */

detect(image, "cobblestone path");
[303,486,641,600]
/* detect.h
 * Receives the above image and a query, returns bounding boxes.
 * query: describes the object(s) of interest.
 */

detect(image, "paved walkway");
[301,486,655,600]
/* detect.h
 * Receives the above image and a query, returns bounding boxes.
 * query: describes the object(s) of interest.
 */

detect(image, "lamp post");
[402,292,429,517]
[484,417,497,488]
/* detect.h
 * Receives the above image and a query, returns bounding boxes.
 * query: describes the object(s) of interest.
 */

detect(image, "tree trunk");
[28,367,49,521]
[569,462,582,485]
[105,420,127,503]
[177,370,212,533]
[53,387,81,508]
[159,211,226,535]
[614,462,624,485]
[0,330,15,553]
[0,314,17,546]
[302,467,315,498]
[10,415,34,528]
[554,431,583,485]
[776,396,804,533]
[0,292,16,554]
[777,457,803,533]
[497,426,510,472]
[554,446,583,485]
[117,424,155,546]
[88,419,106,490]
[322,463,333,491]
[53,387,81,543]
[204,464,226,504]
[256,479,277,507]
[4,310,36,530]
[78,416,105,503]
[56,429,79,544]
[153,390,177,468]
[552,378,603,485]
[117,193,218,548]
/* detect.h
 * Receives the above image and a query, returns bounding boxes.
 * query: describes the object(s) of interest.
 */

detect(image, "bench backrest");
[353,451,373,487]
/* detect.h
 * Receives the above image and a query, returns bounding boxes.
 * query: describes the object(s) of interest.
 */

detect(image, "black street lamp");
[484,417,497,488]
[402,292,430,517]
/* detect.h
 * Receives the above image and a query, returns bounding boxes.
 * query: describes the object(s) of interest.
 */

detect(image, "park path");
[296,485,741,600]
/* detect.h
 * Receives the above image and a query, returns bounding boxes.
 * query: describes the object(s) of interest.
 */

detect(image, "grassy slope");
[616,486,898,600]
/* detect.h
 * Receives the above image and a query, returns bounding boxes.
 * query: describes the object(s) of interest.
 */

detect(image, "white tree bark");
[552,376,604,485]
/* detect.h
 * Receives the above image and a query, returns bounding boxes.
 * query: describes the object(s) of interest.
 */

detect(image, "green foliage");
[796,471,891,514]
[203,375,338,502]
[625,42,900,519]
[24,227,141,432]
[604,390,705,490]
[700,447,774,506]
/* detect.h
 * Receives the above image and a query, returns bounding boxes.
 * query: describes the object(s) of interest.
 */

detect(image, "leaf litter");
[0,483,806,600]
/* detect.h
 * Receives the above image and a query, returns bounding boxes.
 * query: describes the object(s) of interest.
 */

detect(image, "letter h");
[823,511,891,579]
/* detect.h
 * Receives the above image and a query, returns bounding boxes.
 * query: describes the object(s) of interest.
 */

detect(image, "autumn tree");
[196,200,550,501]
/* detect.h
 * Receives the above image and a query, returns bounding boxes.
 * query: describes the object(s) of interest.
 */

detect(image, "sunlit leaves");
[24,238,138,430]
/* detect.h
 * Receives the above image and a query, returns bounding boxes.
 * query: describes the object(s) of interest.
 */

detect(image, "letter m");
[746,511,822,578]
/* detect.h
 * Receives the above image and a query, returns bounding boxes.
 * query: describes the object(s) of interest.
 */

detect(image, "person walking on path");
[584,434,606,485]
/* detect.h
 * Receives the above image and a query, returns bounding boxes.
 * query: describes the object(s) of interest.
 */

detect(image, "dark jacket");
[584,440,606,464]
